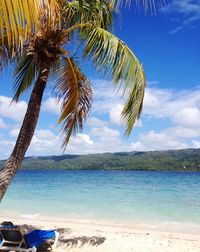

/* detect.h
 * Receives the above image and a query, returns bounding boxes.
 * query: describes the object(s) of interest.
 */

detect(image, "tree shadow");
[20,224,37,233]
[3,223,105,250]
[56,227,72,237]
[60,236,106,248]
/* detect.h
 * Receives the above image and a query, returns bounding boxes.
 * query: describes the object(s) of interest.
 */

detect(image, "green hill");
[1,148,200,171]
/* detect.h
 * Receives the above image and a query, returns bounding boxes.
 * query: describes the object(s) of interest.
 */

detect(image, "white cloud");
[42,97,61,115]
[1,81,200,158]
[192,140,200,148]
[92,81,200,134]
[8,128,62,157]
[144,90,160,110]
[67,133,95,154]
[109,104,123,125]
[68,126,130,154]
[86,117,108,127]
[143,87,173,118]
[92,79,123,114]
[172,107,200,128]
[109,104,142,127]
[133,130,189,151]
[92,79,143,128]
[0,96,27,121]
[143,86,200,126]
[131,141,146,151]
[93,79,120,99]
[166,126,200,139]
[72,133,93,145]
[21,83,200,154]
[27,129,60,155]
[91,126,120,140]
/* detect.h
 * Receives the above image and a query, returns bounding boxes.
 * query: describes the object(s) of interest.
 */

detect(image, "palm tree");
[0,0,59,53]
[0,0,164,201]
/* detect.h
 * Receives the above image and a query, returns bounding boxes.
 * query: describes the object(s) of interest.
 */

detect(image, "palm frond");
[62,0,115,31]
[110,0,166,11]
[0,48,6,71]
[0,45,9,71]
[55,55,93,148]
[0,0,60,51]
[13,53,37,101]
[0,36,13,72]
[84,27,146,135]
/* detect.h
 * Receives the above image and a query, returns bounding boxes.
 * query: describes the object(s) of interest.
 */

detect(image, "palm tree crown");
[13,0,147,147]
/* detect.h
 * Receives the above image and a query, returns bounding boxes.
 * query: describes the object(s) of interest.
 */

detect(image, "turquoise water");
[0,170,200,230]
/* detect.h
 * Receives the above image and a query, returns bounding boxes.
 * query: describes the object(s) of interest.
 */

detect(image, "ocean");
[0,170,200,232]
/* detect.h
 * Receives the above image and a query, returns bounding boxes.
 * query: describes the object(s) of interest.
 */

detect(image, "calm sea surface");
[0,170,200,231]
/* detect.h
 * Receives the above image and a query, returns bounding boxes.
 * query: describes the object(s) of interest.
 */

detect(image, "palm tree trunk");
[0,68,49,202]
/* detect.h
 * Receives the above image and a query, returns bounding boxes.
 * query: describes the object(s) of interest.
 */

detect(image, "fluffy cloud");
[86,117,108,127]
[92,79,123,114]
[42,97,61,115]
[143,86,200,126]
[8,128,61,157]
[27,127,126,156]
[72,133,93,145]
[91,126,120,140]
[109,104,123,125]
[32,82,200,153]
[68,126,131,154]
[26,130,61,156]
[192,140,200,148]
[134,130,189,151]
[67,133,95,154]
[135,86,200,150]
[0,96,27,121]
[166,126,200,139]
[1,81,200,158]
[172,107,200,128]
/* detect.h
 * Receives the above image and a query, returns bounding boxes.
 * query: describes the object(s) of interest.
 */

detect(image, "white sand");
[0,217,200,252]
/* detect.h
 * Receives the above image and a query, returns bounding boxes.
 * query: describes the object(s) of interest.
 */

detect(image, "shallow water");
[0,170,200,230]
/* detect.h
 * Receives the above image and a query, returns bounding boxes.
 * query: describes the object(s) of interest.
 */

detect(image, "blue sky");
[0,0,200,158]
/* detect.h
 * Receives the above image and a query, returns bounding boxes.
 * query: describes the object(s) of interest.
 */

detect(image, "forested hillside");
[1,149,199,171]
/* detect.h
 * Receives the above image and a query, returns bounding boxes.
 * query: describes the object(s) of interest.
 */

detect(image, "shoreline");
[1,214,200,235]
[0,217,200,251]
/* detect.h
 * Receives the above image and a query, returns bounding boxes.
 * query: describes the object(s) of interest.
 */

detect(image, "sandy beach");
[1,217,200,252]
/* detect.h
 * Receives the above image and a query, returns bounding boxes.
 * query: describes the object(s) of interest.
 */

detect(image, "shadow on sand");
[59,236,106,248]
[19,224,106,250]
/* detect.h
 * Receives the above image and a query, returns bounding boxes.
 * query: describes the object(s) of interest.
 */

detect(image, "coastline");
[1,170,200,251]
[0,216,200,252]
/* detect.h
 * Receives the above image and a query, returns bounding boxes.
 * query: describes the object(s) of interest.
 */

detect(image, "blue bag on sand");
[25,230,55,248]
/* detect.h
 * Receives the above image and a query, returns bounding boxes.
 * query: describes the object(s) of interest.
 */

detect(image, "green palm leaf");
[13,54,37,101]
[62,0,115,32]
[55,56,93,148]
[84,27,146,135]
[0,36,13,72]
[110,0,166,10]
